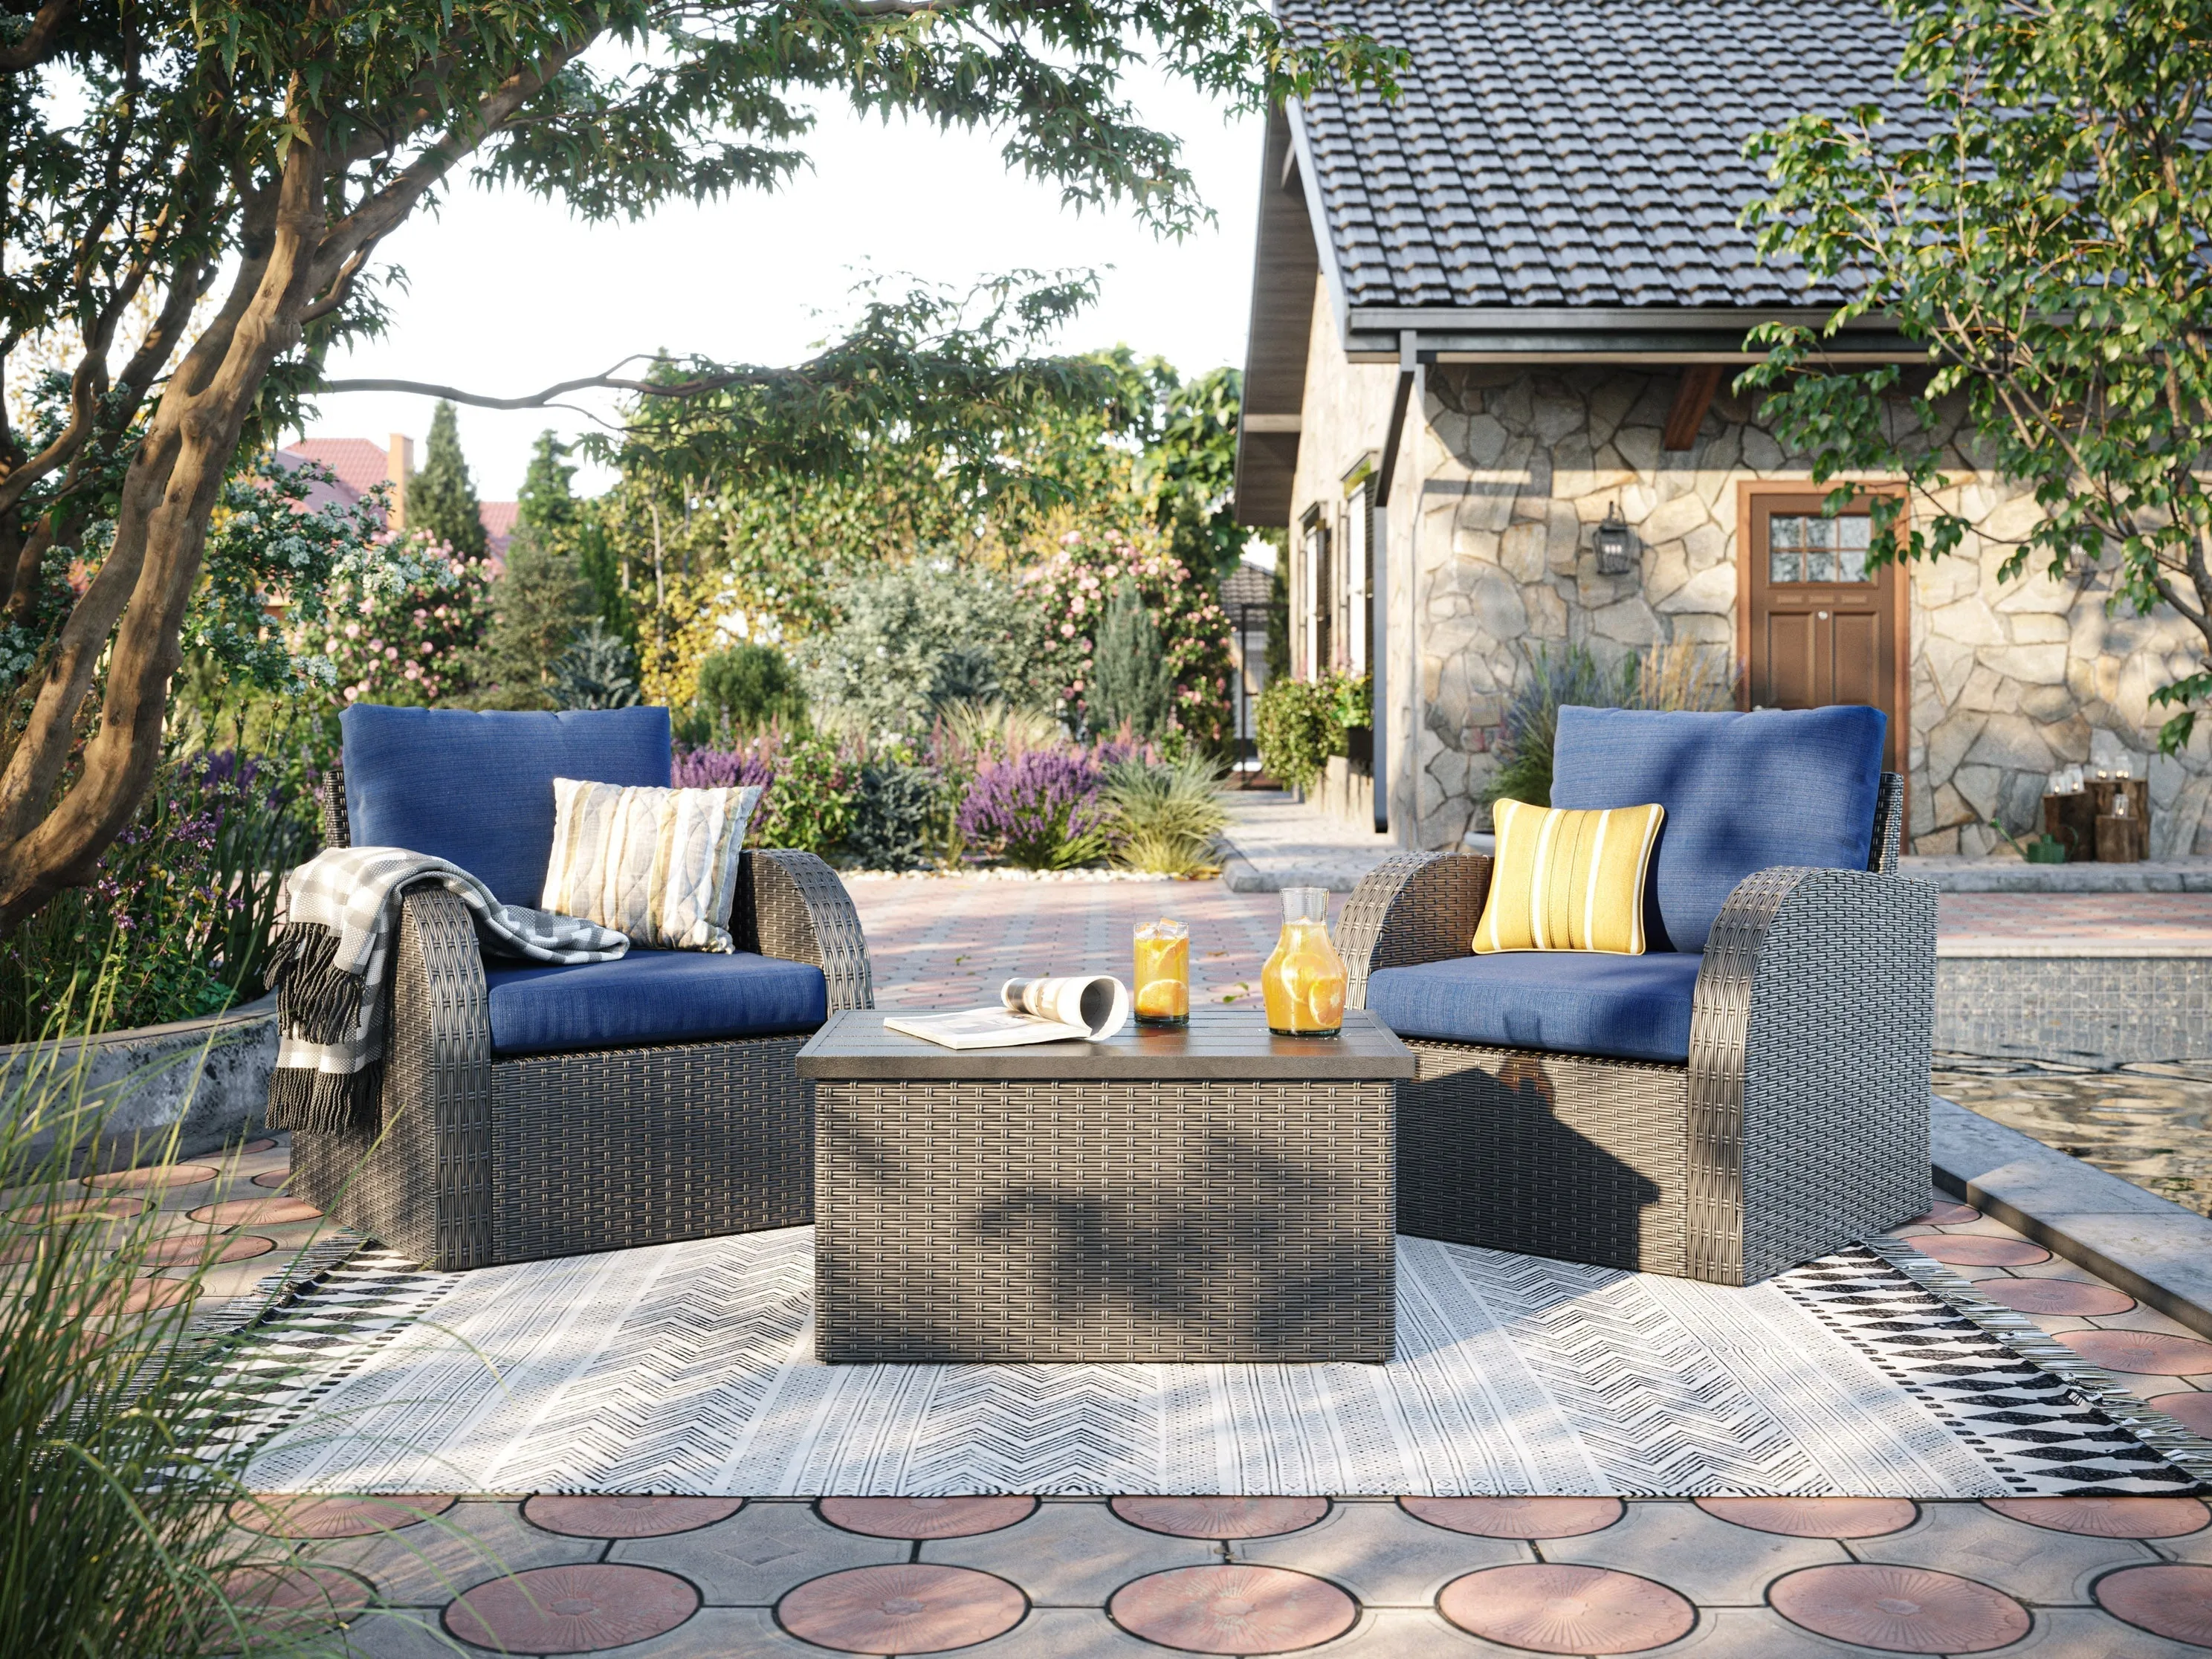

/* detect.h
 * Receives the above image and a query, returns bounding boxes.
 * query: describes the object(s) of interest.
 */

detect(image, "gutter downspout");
[1368,332,1418,838]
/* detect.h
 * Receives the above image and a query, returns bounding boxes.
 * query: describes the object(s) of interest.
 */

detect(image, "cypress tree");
[468,432,590,708]
[1087,580,1174,742]
[407,401,487,560]
[516,430,578,535]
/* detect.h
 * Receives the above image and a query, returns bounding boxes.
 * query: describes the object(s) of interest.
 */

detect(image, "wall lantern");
[1593,502,1637,575]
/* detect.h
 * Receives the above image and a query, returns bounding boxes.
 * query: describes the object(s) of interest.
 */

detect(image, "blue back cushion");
[1549,706,1886,953]
[340,705,672,906]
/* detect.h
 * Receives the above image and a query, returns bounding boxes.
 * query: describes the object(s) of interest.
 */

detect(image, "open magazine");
[884,975,1131,1050]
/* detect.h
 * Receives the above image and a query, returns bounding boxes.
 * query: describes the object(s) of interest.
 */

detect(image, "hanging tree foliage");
[1741,0,2212,751]
[0,0,1399,931]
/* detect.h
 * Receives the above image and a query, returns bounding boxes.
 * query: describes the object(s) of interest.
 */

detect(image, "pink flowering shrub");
[1020,529,1236,753]
[314,533,494,707]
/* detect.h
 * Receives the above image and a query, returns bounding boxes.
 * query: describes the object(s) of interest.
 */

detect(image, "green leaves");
[1741,0,2212,748]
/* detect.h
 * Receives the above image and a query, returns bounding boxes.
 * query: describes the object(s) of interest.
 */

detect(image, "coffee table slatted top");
[797,1006,1414,1081]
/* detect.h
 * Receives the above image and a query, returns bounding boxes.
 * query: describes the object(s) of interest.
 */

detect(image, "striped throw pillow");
[1474,798,1666,955]
[541,779,763,952]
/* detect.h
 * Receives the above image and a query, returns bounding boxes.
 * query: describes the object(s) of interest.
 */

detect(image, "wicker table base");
[798,1008,1411,1364]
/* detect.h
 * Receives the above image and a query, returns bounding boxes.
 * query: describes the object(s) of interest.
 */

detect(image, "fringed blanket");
[265,847,629,1135]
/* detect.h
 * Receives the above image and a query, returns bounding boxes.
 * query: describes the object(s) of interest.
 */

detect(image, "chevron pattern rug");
[231,1229,2208,1499]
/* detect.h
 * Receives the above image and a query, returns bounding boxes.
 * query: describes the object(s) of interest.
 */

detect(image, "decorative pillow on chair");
[1475,798,1665,954]
[541,780,763,952]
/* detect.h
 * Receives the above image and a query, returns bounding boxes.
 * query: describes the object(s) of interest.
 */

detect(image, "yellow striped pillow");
[1474,798,1665,954]
[541,779,763,952]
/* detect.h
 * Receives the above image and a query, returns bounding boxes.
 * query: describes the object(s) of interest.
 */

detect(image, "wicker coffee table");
[797,1006,1412,1365]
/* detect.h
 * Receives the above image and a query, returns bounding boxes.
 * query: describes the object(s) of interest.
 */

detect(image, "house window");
[1343,479,1371,673]
[1299,508,1330,678]
[1307,514,1331,675]
[1767,513,1874,583]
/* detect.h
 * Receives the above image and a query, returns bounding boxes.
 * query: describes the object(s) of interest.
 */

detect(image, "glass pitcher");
[1261,887,1347,1037]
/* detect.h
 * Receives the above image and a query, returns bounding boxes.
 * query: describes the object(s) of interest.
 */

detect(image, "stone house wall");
[1286,294,2212,856]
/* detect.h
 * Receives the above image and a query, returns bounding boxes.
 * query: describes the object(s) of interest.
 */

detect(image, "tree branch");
[0,0,78,73]
[317,358,793,409]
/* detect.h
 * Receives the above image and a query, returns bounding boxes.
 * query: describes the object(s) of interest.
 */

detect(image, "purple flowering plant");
[957,750,1109,870]
[4,749,320,1040]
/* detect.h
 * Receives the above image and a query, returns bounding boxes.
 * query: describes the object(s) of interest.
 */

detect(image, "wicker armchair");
[290,722,871,1272]
[1339,716,1936,1287]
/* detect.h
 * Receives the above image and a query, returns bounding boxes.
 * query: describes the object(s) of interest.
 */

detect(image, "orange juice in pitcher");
[1262,887,1346,1037]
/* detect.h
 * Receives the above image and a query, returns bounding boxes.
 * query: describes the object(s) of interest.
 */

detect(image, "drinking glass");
[1262,887,1346,1037]
[1134,917,1190,1026]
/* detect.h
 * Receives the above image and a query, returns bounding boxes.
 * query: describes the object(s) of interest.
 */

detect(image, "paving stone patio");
[76,872,2212,1654]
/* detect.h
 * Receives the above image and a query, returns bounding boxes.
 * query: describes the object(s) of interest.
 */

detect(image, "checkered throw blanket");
[265,847,630,1135]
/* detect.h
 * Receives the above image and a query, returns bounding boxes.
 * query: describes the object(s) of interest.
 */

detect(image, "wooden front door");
[1745,491,1906,773]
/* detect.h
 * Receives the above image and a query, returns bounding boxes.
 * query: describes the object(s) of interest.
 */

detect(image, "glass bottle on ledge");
[1262,887,1347,1038]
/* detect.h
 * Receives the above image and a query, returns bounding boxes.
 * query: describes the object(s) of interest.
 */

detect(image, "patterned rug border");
[1865,1235,2212,1487]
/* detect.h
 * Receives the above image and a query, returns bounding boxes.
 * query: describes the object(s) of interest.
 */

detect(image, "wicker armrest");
[739,849,873,1012]
[317,763,352,851]
[1685,864,1938,1281]
[1338,853,1493,1009]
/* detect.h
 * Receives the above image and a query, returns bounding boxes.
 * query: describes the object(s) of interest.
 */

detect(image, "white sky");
[305,77,1267,502]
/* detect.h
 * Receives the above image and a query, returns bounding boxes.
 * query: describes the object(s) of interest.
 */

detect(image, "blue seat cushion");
[341,705,672,908]
[482,950,828,1058]
[1550,705,1886,953]
[1366,951,1705,1064]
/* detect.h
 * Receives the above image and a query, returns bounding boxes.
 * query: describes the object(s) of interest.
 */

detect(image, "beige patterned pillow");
[541,779,763,952]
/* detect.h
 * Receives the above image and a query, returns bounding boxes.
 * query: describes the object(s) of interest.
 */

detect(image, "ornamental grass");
[0,980,424,1658]
[1101,753,1229,877]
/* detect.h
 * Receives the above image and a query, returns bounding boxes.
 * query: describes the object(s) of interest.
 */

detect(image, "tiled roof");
[1220,560,1275,609]
[1284,0,1920,312]
[480,501,519,570]
[284,437,391,499]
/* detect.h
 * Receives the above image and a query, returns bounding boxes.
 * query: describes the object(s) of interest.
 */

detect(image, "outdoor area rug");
[224,1228,2212,1500]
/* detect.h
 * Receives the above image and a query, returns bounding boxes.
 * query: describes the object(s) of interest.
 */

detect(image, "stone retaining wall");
[0,995,276,1168]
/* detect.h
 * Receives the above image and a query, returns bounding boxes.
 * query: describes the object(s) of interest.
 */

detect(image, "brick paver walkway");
[80,875,2210,1656]
[846,874,1298,1010]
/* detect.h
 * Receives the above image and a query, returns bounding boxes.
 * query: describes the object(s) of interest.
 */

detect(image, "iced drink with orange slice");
[1262,887,1346,1036]
[1133,918,1190,1026]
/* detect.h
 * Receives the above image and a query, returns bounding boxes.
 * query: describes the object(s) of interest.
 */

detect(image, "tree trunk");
[0,138,328,935]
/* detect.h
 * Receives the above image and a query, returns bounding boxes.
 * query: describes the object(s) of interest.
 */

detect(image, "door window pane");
[1766,512,1874,583]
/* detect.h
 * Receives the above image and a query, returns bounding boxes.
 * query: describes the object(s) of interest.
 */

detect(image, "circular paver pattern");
[224,1564,373,1624]
[188,1196,320,1226]
[1770,1563,2031,1654]
[1439,1563,1693,1655]
[2059,1328,2212,1376]
[446,1564,699,1655]
[1111,1564,1356,1655]
[1985,1495,2211,1538]
[232,1494,456,1538]
[780,1564,1024,1655]
[249,1170,290,1189]
[820,1496,1037,1539]
[140,1232,275,1268]
[242,1138,278,1154]
[525,1494,744,1538]
[83,1162,219,1191]
[1110,1497,1327,1539]
[1695,1497,1918,1538]
[2150,1391,2212,1435]
[109,1278,196,1313]
[1910,1200,1981,1225]
[1400,1496,1624,1539]
[2097,1562,2212,1646]
[1904,1235,2050,1267]
[28,1195,152,1223]
[1970,1277,2135,1316]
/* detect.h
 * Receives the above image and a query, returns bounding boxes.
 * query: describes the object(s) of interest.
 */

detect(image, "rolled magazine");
[883,974,1131,1050]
